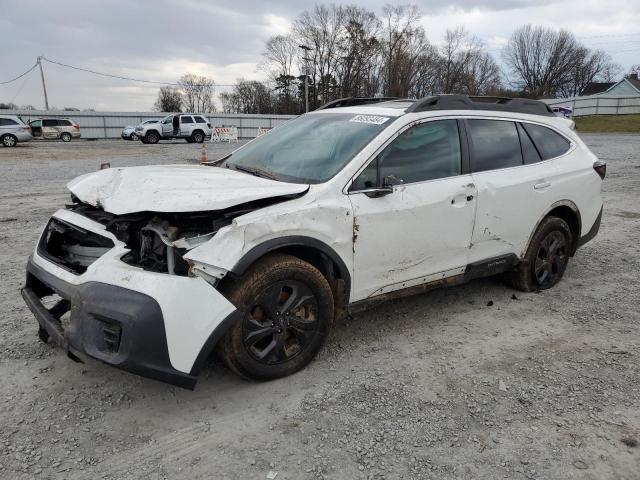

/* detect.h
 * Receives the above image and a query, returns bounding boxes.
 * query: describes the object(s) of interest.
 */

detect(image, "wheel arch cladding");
[229,236,351,304]
[530,201,581,256]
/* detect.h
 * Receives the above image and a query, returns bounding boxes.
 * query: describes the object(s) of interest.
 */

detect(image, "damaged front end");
[53,194,297,279]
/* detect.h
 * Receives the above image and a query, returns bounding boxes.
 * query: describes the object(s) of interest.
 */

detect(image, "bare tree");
[178,74,216,113]
[220,79,273,114]
[262,35,300,113]
[558,49,614,97]
[503,25,588,97]
[154,86,183,112]
[599,63,623,83]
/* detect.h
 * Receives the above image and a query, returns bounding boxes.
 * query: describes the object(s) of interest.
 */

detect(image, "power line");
[0,62,38,85]
[41,56,238,87]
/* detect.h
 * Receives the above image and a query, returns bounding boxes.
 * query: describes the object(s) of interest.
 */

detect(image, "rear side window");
[42,119,58,127]
[517,123,542,164]
[468,119,522,172]
[194,116,207,123]
[522,123,570,160]
[378,119,461,184]
[0,118,18,126]
[181,116,194,124]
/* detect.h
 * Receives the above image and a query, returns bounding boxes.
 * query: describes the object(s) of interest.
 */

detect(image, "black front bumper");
[22,258,199,389]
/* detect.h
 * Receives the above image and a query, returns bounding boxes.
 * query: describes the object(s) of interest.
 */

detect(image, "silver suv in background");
[29,118,81,142]
[136,113,211,144]
[0,115,33,147]
[122,120,159,141]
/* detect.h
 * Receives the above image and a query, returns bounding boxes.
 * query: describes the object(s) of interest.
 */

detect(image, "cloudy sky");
[1,0,638,111]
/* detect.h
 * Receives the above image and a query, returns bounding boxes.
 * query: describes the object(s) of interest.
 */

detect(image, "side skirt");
[347,254,519,315]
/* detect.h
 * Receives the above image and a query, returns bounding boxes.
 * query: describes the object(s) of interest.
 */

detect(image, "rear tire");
[505,216,572,292]
[145,131,160,144]
[60,132,72,142]
[1,134,17,147]
[191,130,204,143]
[219,253,334,381]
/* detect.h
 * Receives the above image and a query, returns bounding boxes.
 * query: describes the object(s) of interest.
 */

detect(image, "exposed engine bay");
[48,193,303,276]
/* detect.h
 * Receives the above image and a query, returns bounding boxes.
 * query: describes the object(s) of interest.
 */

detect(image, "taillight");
[73,124,80,130]
[593,160,606,180]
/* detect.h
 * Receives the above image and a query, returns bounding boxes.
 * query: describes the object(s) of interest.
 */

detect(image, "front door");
[161,117,173,137]
[349,119,477,301]
[29,120,42,137]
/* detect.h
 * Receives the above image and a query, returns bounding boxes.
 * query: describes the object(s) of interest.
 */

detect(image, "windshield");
[222,112,391,184]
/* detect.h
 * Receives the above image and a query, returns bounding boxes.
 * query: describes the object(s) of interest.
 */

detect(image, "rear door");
[42,119,58,138]
[466,118,560,263]
[349,118,477,301]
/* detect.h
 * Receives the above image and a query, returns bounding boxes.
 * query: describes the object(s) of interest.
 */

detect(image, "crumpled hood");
[67,164,309,214]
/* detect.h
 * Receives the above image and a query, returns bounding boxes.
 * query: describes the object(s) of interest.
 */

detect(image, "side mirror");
[383,174,402,187]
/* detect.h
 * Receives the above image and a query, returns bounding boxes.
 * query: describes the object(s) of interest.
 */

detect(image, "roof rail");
[405,95,555,117]
[315,97,400,110]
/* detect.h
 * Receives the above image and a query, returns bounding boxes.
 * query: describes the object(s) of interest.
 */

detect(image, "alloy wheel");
[534,230,568,286]
[243,281,319,365]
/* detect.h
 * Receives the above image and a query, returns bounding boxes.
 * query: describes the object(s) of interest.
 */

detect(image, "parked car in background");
[22,95,604,388]
[0,114,33,147]
[136,113,211,144]
[121,120,159,141]
[29,118,81,142]
[552,106,572,118]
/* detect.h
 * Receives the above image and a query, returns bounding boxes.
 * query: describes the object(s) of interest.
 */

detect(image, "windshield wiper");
[233,164,279,181]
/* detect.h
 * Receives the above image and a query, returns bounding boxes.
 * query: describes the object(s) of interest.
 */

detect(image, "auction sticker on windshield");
[349,115,390,125]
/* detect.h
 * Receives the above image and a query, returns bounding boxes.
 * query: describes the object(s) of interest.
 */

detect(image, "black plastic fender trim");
[230,235,351,298]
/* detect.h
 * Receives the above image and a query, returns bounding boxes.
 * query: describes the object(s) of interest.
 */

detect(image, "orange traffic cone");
[200,143,208,164]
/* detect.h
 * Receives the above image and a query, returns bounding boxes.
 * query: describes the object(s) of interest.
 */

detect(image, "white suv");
[22,96,604,389]
[136,113,211,144]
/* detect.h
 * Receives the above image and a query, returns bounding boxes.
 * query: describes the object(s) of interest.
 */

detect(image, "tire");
[60,132,72,142]
[1,134,17,147]
[191,130,204,143]
[185,137,194,143]
[219,253,334,381]
[145,131,160,144]
[505,216,572,292]
[140,137,148,144]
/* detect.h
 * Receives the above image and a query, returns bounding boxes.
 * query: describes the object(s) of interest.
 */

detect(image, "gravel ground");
[0,136,638,480]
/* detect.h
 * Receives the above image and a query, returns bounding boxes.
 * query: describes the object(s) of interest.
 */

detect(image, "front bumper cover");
[22,257,240,389]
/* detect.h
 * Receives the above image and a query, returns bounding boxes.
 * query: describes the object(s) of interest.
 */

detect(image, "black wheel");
[505,216,572,291]
[191,130,204,143]
[1,134,17,147]
[60,132,72,142]
[145,131,160,144]
[220,253,334,380]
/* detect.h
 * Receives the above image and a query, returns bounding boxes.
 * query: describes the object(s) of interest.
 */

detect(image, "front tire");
[1,134,17,147]
[220,253,334,380]
[60,132,72,142]
[505,216,572,292]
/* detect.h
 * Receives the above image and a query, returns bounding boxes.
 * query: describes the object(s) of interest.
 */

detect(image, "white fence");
[3,110,296,139]
[543,96,640,117]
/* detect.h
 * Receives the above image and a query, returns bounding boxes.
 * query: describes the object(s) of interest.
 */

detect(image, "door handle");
[534,181,551,190]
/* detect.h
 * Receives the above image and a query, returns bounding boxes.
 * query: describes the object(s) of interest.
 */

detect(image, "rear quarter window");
[194,116,207,123]
[0,118,19,126]
[522,123,570,160]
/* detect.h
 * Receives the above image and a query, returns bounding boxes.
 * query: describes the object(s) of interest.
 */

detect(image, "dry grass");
[575,114,640,133]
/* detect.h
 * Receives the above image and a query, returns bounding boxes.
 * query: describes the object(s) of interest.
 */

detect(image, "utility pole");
[299,45,312,113]
[37,56,49,110]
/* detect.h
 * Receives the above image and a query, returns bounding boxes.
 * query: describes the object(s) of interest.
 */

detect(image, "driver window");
[379,120,461,185]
